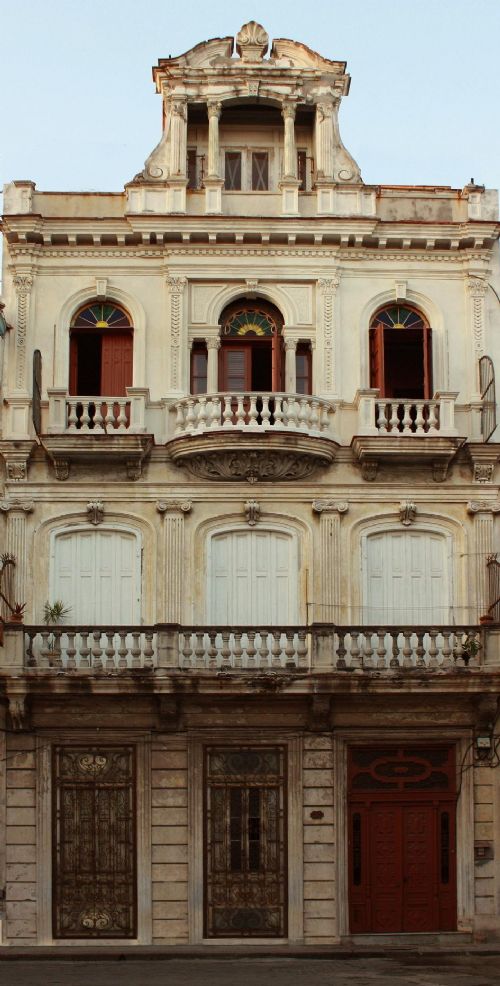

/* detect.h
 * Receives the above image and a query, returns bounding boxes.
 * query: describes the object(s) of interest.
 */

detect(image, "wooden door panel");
[370,805,402,933]
[403,805,437,932]
[101,332,133,396]
[369,324,385,392]
[220,347,251,392]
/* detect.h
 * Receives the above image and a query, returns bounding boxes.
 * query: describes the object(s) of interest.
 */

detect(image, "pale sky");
[1,0,500,194]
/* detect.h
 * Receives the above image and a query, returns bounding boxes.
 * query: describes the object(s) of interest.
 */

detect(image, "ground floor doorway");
[348,745,457,933]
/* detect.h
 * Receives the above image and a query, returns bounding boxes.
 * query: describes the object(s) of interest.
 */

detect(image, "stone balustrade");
[46,387,148,435]
[173,393,334,436]
[16,624,483,674]
[356,390,459,437]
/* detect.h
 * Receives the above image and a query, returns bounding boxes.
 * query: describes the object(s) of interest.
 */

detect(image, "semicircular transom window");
[72,303,132,330]
[222,308,278,338]
[371,305,427,331]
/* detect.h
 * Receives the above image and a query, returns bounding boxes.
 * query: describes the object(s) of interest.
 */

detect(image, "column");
[317,275,340,397]
[166,275,187,396]
[314,101,335,214]
[279,101,300,216]
[467,501,500,621]
[284,338,297,393]
[312,500,349,624]
[166,98,188,213]
[205,100,224,215]
[156,500,192,623]
[0,498,35,615]
[206,336,220,393]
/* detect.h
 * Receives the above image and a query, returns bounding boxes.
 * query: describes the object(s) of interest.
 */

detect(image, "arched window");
[51,527,141,624]
[69,302,133,397]
[369,304,432,399]
[219,299,284,392]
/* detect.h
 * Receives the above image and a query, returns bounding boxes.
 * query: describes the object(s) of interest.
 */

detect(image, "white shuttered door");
[52,530,140,624]
[364,531,449,624]
[210,531,297,625]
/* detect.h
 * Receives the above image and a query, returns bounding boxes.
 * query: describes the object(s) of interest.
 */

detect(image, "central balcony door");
[219,302,284,394]
[52,529,141,624]
[209,530,298,626]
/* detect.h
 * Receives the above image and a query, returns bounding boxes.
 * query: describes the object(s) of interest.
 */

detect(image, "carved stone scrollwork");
[467,500,500,515]
[361,461,378,482]
[13,272,33,390]
[312,499,348,514]
[399,501,417,527]
[86,500,104,526]
[236,20,269,61]
[432,461,449,483]
[156,499,193,514]
[183,451,331,483]
[467,276,488,357]
[244,500,260,526]
[318,275,340,393]
[0,498,35,515]
[474,463,495,484]
[53,458,70,482]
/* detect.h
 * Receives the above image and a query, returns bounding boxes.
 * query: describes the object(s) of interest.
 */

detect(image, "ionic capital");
[312,499,348,514]
[0,498,35,514]
[157,499,192,515]
[467,499,500,515]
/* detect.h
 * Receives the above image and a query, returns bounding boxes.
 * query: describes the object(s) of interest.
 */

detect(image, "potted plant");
[43,600,71,659]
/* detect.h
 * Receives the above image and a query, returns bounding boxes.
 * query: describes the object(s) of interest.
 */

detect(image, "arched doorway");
[69,302,133,397]
[218,300,284,392]
[369,304,432,399]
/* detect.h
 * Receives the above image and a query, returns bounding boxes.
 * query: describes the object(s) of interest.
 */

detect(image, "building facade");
[1,21,500,947]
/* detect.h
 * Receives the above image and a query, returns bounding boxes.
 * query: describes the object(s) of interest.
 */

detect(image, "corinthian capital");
[166,275,187,294]
[318,275,340,294]
[467,277,488,298]
[207,100,222,119]
[281,101,296,121]
[13,274,33,295]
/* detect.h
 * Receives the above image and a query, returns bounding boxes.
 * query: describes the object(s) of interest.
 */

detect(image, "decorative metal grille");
[479,355,496,442]
[205,746,287,938]
[349,746,455,794]
[52,746,136,939]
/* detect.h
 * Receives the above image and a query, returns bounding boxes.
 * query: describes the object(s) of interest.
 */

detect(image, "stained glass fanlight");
[371,305,427,331]
[72,303,131,330]
[223,309,277,337]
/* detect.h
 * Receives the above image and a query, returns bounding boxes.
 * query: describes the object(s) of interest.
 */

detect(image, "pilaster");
[156,500,192,622]
[467,500,500,620]
[206,336,221,392]
[166,276,187,395]
[0,498,35,611]
[467,276,488,361]
[283,337,297,393]
[167,97,188,213]
[317,275,340,397]
[312,499,349,625]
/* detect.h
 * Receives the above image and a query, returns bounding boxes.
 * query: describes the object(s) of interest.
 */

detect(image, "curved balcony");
[167,392,338,482]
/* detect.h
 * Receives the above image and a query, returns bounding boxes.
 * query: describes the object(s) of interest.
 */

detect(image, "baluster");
[428,629,439,669]
[320,402,330,432]
[117,631,129,670]
[248,396,258,427]
[91,630,103,670]
[144,631,154,670]
[376,630,387,669]
[246,631,257,668]
[376,403,388,433]
[130,631,142,669]
[104,402,115,431]
[51,630,63,668]
[67,400,78,431]
[25,630,37,668]
[297,629,308,668]
[427,402,438,434]
[349,631,361,671]
[207,631,218,669]
[261,396,271,428]
[92,401,104,432]
[284,631,296,668]
[414,402,425,434]
[105,631,116,670]
[78,631,91,670]
[271,631,282,668]
[65,630,76,670]
[390,631,401,668]
[210,397,221,429]
[336,631,347,670]
[273,397,284,429]
[222,396,233,428]
[402,630,414,669]
[453,632,465,667]
[194,632,206,668]
[181,631,193,668]
[175,401,186,434]
[415,632,426,668]
[185,398,196,431]
[233,631,243,668]
[441,630,452,669]
[309,399,320,432]
[298,398,309,431]
[258,631,269,669]
[197,397,207,432]
[80,401,91,431]
[40,630,51,668]
[220,631,232,669]
[389,404,399,433]
[362,631,374,669]
[401,403,412,433]
[470,630,481,668]
[286,397,298,430]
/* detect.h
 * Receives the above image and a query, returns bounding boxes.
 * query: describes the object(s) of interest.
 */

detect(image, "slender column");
[206,337,220,392]
[166,276,187,395]
[312,500,349,623]
[169,99,188,178]
[156,500,192,623]
[467,500,500,620]
[207,101,222,178]
[0,498,35,614]
[284,337,297,393]
[282,102,297,179]
[318,275,340,396]
[315,101,334,180]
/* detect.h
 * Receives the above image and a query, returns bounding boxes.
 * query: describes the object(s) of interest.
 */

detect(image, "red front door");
[348,746,457,934]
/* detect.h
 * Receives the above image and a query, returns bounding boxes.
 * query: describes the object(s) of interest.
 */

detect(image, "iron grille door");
[205,746,287,938]
[53,746,136,939]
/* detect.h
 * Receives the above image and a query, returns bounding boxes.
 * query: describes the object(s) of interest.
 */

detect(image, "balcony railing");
[46,387,148,435]
[173,393,335,436]
[356,390,459,437]
[17,624,482,674]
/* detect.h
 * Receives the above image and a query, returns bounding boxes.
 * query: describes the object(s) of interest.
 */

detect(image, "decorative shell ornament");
[236,21,269,61]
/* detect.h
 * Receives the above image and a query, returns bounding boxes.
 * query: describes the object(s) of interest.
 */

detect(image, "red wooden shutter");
[369,324,385,393]
[220,347,250,391]
[423,326,433,399]
[69,335,78,395]
[100,332,133,396]
[296,344,312,395]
